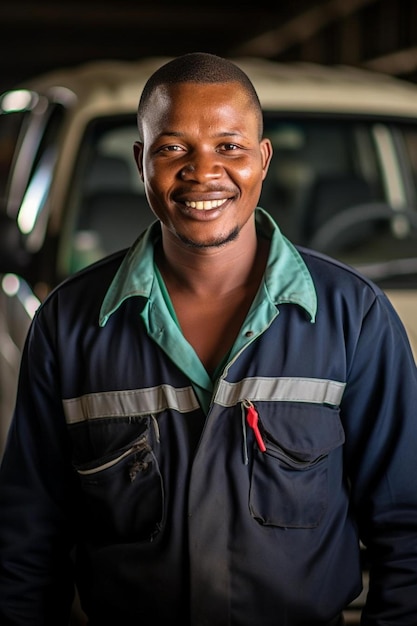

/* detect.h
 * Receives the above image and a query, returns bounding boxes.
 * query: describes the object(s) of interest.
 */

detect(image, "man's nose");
[180,164,195,179]
[179,156,222,181]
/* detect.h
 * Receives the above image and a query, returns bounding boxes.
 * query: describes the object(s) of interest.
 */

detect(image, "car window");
[261,115,417,287]
[262,116,385,238]
[59,116,155,276]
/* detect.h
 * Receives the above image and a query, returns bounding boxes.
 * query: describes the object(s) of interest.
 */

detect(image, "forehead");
[144,81,255,124]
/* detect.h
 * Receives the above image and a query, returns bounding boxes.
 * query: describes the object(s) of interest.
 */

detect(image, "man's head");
[137,52,264,142]
[134,52,272,249]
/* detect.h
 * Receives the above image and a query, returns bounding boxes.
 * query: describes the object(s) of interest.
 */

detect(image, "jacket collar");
[99,208,317,326]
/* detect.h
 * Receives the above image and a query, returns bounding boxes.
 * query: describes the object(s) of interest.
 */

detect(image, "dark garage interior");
[1,0,417,91]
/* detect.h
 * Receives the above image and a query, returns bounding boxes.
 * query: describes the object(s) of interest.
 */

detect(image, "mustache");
[176,184,237,196]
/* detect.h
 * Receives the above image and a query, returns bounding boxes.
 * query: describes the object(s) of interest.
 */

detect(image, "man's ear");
[133,141,144,181]
[260,138,273,181]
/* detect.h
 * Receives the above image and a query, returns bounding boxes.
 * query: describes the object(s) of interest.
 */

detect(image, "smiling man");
[1,52,417,626]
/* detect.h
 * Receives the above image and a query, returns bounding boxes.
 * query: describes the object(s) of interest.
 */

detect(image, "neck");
[156,219,267,297]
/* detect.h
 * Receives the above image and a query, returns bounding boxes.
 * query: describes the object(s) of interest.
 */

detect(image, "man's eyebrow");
[157,130,184,138]
[157,130,243,139]
[216,131,243,137]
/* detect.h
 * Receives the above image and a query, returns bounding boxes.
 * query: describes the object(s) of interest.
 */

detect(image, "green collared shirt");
[100,208,317,413]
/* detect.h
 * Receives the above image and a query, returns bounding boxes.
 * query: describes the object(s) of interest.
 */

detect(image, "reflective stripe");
[63,384,200,424]
[214,377,345,407]
[63,376,346,425]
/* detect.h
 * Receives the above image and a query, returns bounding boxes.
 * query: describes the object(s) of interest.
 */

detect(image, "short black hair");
[137,52,263,140]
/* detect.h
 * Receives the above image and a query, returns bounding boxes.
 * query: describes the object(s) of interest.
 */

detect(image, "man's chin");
[177,227,240,249]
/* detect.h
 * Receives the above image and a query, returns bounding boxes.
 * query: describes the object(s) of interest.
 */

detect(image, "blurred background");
[1,0,417,90]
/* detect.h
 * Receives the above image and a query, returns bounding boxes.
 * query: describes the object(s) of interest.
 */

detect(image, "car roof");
[16,56,417,118]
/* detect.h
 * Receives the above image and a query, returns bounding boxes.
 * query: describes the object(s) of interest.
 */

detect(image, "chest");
[172,287,257,375]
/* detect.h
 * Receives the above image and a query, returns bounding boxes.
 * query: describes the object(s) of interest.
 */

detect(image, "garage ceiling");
[1,0,417,92]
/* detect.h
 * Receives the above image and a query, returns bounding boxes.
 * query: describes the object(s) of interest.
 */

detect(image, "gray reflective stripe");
[214,377,345,407]
[63,384,199,424]
[63,377,346,424]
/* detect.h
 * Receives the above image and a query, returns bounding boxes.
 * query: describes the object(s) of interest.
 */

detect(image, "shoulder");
[35,249,128,324]
[295,245,397,327]
[297,245,384,296]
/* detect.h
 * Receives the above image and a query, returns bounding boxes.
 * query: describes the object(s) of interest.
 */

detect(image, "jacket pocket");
[248,402,344,528]
[75,433,164,542]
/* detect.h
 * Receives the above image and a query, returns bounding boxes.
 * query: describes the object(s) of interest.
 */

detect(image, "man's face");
[134,81,272,248]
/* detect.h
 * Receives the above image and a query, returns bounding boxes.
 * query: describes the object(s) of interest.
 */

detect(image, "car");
[1,56,417,623]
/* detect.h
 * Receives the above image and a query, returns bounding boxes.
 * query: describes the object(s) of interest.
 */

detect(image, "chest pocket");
[248,402,344,528]
[74,427,164,543]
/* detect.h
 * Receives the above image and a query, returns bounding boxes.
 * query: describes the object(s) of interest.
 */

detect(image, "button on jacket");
[1,209,417,625]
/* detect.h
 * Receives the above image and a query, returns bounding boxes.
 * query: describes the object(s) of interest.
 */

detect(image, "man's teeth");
[185,199,227,210]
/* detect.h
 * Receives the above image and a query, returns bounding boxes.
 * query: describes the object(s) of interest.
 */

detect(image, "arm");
[0,306,77,625]
[342,293,417,625]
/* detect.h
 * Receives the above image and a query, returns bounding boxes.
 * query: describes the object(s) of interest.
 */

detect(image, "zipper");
[76,436,149,476]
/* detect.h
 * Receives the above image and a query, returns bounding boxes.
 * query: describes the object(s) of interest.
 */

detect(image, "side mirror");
[0,212,32,275]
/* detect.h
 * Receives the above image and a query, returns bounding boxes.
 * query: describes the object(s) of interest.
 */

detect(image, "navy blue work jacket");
[0,236,417,625]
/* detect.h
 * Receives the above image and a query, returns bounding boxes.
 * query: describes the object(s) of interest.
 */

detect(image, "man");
[0,52,417,626]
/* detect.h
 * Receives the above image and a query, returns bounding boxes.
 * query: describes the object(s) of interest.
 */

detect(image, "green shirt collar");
[99,208,317,326]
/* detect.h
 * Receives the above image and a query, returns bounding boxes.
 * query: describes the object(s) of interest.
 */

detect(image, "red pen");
[244,401,266,453]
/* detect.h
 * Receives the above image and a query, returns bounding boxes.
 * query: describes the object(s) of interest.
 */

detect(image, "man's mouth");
[184,199,227,211]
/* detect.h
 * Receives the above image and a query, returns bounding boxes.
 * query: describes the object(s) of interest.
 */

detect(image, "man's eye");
[221,143,239,151]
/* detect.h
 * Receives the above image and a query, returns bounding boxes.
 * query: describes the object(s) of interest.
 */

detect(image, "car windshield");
[261,114,417,287]
[61,113,417,289]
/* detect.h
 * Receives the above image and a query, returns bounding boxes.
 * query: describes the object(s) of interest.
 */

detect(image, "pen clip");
[243,400,266,453]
